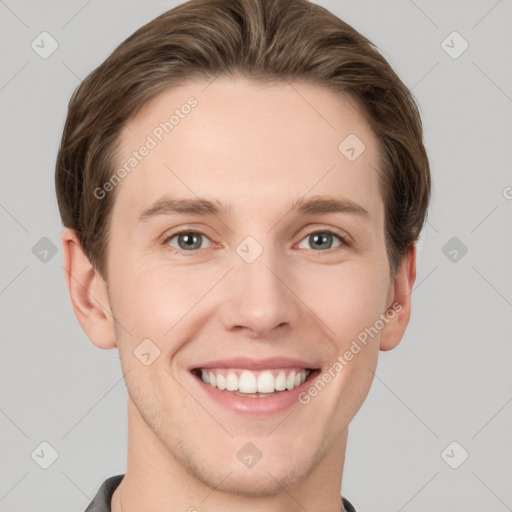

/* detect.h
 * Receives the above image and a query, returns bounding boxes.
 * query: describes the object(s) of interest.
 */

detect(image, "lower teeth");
[233,390,286,398]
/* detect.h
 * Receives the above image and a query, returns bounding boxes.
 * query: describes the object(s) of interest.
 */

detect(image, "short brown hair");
[55,0,430,281]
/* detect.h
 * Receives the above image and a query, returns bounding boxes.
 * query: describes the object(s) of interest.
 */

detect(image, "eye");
[164,230,212,252]
[162,228,349,255]
[297,230,347,251]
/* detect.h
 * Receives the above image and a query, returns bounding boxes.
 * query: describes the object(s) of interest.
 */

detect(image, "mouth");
[190,366,320,398]
[187,356,322,415]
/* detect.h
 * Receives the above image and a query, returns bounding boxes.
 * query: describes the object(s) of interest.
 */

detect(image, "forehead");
[111,76,383,226]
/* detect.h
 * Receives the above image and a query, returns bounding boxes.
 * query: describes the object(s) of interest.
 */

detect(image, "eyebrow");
[137,194,371,223]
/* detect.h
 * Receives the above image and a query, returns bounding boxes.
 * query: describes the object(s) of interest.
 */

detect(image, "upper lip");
[189,357,318,371]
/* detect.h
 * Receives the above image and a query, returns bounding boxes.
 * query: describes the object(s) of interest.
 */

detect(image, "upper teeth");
[199,368,310,393]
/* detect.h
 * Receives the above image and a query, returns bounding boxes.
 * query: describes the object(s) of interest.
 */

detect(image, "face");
[86,76,411,496]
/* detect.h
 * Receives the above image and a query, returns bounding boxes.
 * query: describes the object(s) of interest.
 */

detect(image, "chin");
[204,464,305,498]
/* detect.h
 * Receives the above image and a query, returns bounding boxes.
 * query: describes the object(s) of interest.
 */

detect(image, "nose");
[219,246,302,338]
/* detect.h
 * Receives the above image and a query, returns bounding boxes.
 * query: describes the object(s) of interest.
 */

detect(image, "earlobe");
[379,243,417,352]
[61,228,117,349]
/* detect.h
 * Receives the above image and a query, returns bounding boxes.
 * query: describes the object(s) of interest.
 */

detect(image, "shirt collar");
[84,474,358,512]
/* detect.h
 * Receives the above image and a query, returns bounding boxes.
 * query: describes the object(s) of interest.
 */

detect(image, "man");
[55,0,431,510]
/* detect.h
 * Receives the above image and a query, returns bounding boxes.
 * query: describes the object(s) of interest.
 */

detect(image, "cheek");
[303,262,389,344]
[108,242,390,356]
[109,263,215,345]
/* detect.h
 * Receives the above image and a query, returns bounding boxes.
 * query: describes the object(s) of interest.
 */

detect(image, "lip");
[188,356,318,372]
[189,367,321,417]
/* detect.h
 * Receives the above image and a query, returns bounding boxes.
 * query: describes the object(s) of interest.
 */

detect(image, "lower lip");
[190,369,320,416]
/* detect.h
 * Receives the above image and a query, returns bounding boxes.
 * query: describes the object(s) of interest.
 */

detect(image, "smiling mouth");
[191,367,319,397]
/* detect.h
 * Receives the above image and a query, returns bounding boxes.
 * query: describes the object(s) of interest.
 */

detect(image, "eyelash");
[161,227,350,256]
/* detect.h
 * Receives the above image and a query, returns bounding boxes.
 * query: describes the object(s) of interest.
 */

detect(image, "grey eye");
[167,232,209,251]
[299,231,343,251]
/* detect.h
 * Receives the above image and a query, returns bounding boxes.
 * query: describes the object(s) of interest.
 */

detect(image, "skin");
[62,75,416,512]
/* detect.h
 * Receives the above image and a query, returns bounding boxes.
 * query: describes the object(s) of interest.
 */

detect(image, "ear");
[379,242,417,352]
[61,227,117,349]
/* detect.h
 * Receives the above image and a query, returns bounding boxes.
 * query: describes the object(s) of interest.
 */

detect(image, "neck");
[112,398,349,512]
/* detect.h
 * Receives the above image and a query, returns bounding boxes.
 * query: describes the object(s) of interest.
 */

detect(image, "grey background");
[1,0,511,510]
